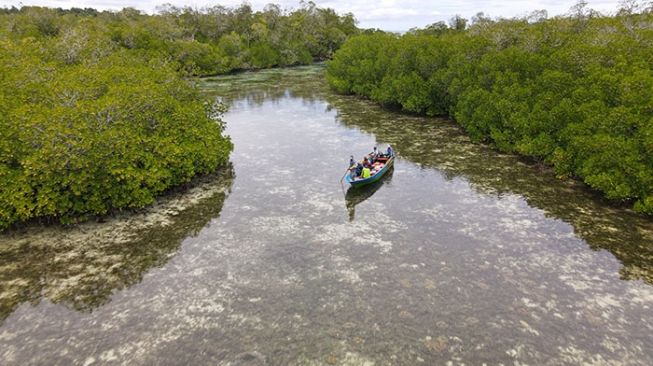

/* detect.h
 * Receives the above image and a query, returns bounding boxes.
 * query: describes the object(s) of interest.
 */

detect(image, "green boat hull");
[346,156,394,187]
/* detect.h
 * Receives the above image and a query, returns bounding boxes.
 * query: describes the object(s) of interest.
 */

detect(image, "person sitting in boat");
[354,161,364,177]
[361,166,371,179]
[349,157,359,179]
[372,146,378,157]
[363,156,372,168]
[367,154,375,165]
[386,144,394,157]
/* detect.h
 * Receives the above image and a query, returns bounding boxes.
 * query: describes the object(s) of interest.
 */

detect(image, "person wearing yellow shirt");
[361,166,371,179]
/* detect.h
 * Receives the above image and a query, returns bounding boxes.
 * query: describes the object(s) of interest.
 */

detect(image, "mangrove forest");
[327,3,653,214]
[0,3,358,229]
[1,1,653,365]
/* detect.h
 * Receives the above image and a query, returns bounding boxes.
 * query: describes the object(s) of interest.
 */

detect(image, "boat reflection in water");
[345,167,394,221]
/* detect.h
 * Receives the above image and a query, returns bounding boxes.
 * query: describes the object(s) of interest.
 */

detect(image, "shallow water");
[1,66,652,365]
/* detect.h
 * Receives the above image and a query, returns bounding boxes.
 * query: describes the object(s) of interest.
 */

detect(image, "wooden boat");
[345,155,395,187]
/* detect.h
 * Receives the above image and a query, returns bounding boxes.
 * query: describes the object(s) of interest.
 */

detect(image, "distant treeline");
[327,2,653,214]
[0,2,357,230]
[0,3,358,75]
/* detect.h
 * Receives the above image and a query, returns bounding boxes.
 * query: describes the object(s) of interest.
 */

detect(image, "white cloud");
[360,7,420,20]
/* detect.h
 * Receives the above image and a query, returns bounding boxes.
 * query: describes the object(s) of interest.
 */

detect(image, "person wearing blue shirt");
[348,156,358,180]
[386,144,394,157]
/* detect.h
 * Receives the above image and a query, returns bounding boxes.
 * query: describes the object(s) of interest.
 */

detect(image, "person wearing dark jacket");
[355,162,364,177]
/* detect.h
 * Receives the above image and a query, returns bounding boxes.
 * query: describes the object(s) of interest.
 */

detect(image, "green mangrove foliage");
[327,5,653,214]
[0,43,233,229]
[0,3,358,76]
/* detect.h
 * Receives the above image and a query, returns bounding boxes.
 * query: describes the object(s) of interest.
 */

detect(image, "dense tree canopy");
[327,3,653,214]
[0,3,358,76]
[0,45,233,228]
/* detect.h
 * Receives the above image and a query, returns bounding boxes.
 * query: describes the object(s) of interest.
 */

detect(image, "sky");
[0,0,626,31]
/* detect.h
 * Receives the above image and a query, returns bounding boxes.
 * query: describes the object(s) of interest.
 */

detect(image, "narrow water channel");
[1,66,651,365]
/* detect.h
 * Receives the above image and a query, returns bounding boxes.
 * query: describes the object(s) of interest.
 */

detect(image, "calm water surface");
[1,66,652,365]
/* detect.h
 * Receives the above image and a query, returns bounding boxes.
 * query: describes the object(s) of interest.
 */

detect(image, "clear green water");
[1,66,652,365]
